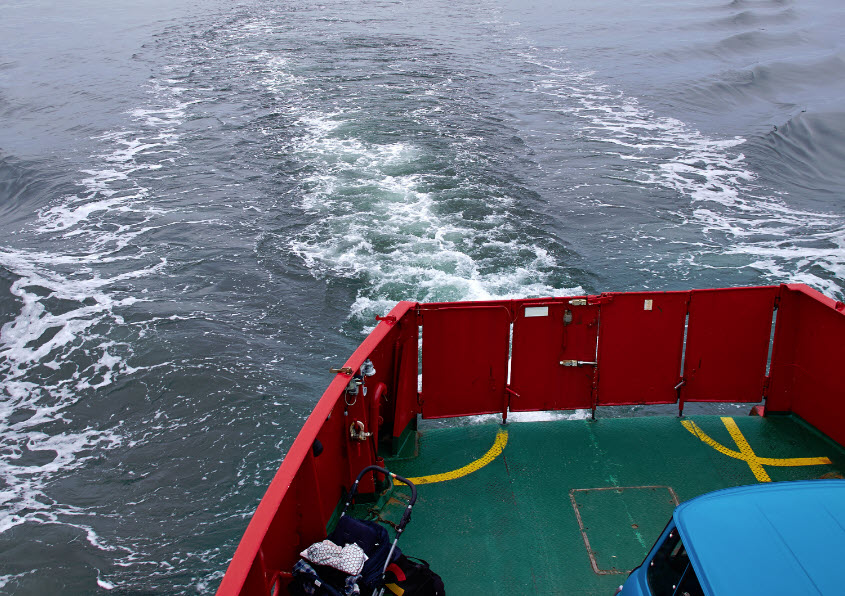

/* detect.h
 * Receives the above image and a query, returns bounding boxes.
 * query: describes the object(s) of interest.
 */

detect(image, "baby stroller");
[289,465,419,596]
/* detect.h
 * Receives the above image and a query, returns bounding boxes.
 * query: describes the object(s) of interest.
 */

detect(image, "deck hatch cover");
[570,486,680,575]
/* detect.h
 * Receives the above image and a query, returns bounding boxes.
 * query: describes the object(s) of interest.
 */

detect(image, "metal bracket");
[349,420,372,442]
[375,315,397,325]
[330,366,354,375]
[560,360,597,367]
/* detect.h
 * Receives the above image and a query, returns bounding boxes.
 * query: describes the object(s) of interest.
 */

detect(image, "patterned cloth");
[292,560,362,596]
[300,539,369,575]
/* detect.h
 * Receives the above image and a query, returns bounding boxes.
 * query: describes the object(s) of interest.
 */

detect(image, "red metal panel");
[769,285,845,446]
[217,301,415,596]
[682,287,778,403]
[420,306,511,418]
[391,311,419,439]
[312,400,353,516]
[596,292,688,405]
[510,300,598,411]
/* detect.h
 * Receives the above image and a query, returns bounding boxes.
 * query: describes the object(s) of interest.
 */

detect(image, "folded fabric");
[300,540,368,575]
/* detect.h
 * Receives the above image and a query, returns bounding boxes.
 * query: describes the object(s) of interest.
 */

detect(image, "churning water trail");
[237,17,589,322]
[286,109,575,320]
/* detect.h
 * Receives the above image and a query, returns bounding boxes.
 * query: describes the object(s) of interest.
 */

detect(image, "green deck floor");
[376,415,845,595]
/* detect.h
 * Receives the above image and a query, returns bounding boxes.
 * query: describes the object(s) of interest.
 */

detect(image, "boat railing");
[216,283,845,595]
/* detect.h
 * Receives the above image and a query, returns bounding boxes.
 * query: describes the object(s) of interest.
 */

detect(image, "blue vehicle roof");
[674,480,845,596]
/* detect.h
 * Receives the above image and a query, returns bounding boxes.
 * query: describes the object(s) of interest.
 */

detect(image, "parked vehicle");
[617,480,845,596]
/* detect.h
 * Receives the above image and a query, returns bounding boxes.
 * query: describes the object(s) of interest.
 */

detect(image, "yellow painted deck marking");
[398,428,508,485]
[682,417,831,482]
[722,417,772,482]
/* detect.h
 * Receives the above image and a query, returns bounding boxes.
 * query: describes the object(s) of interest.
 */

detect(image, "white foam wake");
[527,52,845,298]
[291,112,577,318]
[0,74,190,545]
[253,54,581,320]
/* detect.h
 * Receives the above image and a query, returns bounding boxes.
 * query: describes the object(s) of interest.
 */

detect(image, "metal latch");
[560,360,597,367]
[330,366,354,375]
[349,421,372,441]
[569,295,614,306]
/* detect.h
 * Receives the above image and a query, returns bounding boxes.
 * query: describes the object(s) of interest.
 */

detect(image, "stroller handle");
[339,465,418,595]
[351,465,418,506]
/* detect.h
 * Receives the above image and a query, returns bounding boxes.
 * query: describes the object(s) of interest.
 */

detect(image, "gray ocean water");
[1,0,844,592]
